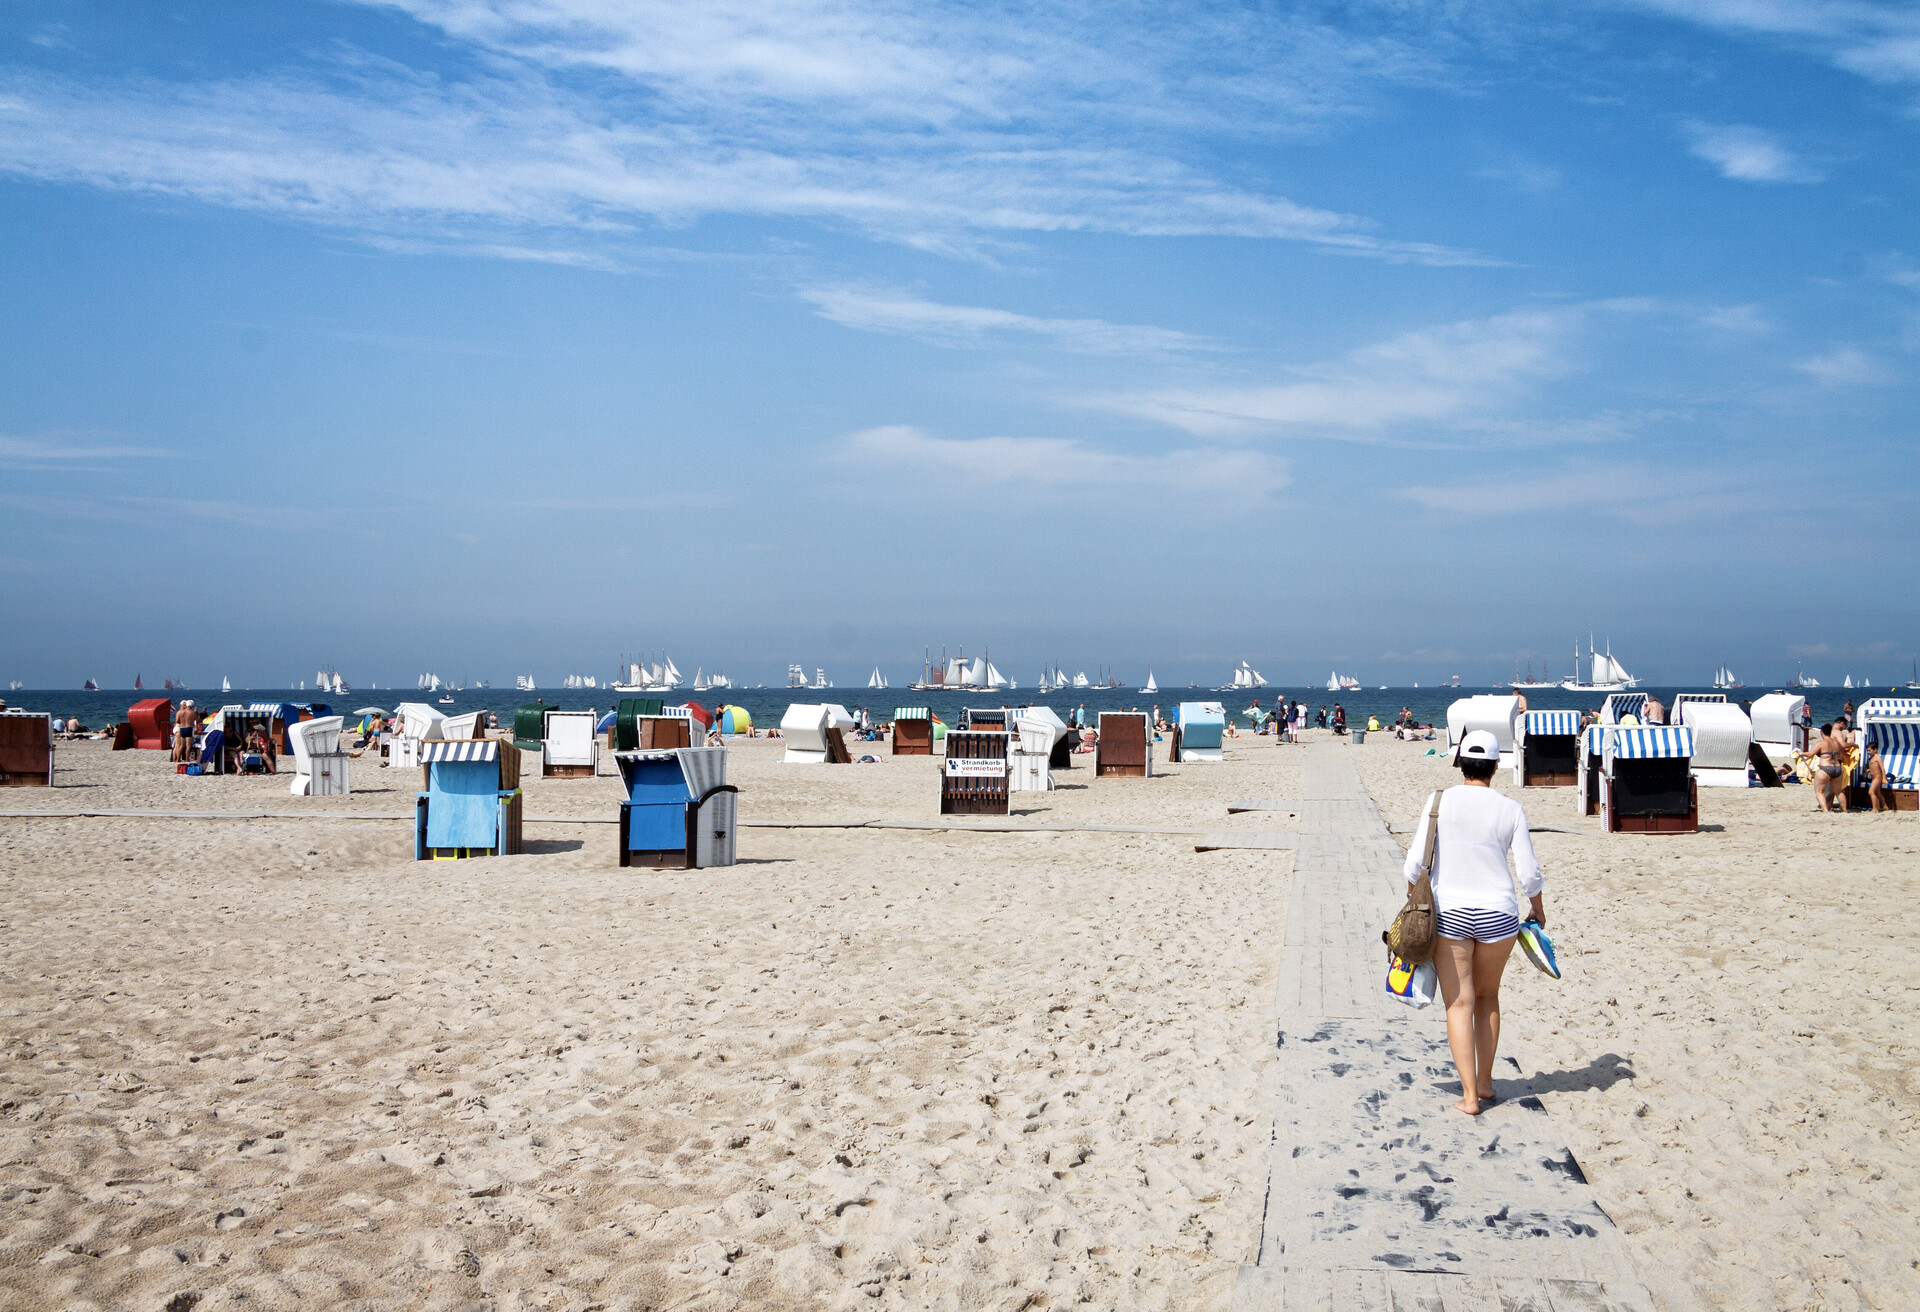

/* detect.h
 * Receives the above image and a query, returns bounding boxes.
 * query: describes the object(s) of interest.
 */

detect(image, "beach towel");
[1518,920,1562,979]
[1385,951,1436,1008]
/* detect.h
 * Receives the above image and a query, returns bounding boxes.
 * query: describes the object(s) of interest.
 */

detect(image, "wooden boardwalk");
[1234,745,1662,1312]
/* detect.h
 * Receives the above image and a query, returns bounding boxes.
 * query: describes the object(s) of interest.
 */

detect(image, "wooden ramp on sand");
[1235,746,1663,1312]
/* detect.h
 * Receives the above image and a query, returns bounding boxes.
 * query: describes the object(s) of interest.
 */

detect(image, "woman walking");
[1402,730,1545,1116]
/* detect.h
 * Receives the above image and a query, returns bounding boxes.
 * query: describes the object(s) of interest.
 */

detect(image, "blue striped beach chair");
[1519,709,1582,787]
[416,738,522,859]
[1602,726,1696,833]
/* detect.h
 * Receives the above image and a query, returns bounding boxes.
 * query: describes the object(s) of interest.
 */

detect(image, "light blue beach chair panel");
[425,759,503,848]
[1176,702,1225,750]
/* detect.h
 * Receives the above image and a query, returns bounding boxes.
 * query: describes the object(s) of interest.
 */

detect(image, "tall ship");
[1509,660,1557,690]
[1219,661,1267,690]
[910,647,1006,691]
[1560,638,1636,692]
[788,664,808,689]
[515,674,536,692]
[867,666,888,689]
[1792,664,1821,689]
[1325,671,1361,692]
[1711,665,1743,690]
[811,667,832,690]
[613,654,681,693]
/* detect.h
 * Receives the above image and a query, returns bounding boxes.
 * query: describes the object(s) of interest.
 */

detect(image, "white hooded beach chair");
[387,702,445,770]
[1009,716,1059,792]
[781,703,853,763]
[286,715,346,796]
[1750,693,1807,763]
[440,711,486,741]
[1447,695,1523,762]
[1680,702,1754,787]
[541,710,601,778]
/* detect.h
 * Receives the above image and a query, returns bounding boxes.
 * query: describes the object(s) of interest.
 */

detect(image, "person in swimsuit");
[1812,722,1848,812]
[1865,742,1891,812]
[1403,729,1545,1116]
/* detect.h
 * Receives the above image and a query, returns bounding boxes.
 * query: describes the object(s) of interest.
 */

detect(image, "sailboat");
[867,666,888,690]
[1560,637,1637,692]
[83,678,98,690]
[1792,664,1821,689]
[1072,671,1090,689]
[1510,660,1557,690]
[788,664,807,688]
[7,681,21,692]
[516,674,535,692]
[812,667,831,690]
[1219,661,1267,691]
[1907,656,1919,691]
[1711,665,1743,690]
[1142,669,1158,694]
[221,676,232,694]
[1324,671,1361,692]
[133,673,143,690]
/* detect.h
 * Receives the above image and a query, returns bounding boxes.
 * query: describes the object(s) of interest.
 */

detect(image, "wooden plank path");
[1234,745,1662,1312]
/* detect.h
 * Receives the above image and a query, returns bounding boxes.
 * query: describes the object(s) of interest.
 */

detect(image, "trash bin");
[1352,727,1367,744]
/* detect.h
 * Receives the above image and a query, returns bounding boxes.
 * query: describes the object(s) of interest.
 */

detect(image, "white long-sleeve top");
[1402,784,1544,918]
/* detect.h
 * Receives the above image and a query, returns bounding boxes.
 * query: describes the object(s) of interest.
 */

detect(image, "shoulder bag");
[1383,790,1441,964]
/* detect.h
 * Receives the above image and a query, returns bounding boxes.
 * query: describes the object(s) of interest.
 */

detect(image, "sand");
[1353,736,1920,1312]
[0,733,1293,1311]
[5,728,1917,1310]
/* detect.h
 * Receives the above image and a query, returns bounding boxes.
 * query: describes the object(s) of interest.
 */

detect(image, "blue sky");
[2,0,1916,689]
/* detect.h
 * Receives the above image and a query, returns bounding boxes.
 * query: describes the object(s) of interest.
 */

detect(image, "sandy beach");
[3,730,1917,1310]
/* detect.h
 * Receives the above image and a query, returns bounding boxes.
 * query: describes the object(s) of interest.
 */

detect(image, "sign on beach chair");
[1095,712,1152,778]
[415,738,523,858]
[942,730,1009,814]
[0,711,54,787]
[892,707,933,755]
[615,746,738,868]
[1171,702,1225,763]
[1602,726,1697,833]
[1518,710,1580,787]
[542,710,601,778]
[1680,702,1754,787]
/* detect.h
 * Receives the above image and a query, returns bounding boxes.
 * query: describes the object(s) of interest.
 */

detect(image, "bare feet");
[1477,1088,1498,1104]
[1453,1097,1482,1116]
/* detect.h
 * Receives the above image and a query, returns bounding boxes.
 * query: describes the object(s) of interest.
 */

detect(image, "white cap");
[1457,729,1500,761]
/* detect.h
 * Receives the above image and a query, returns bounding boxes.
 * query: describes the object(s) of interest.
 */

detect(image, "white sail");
[665,657,682,683]
[868,666,885,689]
[221,676,231,693]
[1143,669,1158,693]
[968,656,987,686]
[1072,671,1090,688]
[986,662,1007,689]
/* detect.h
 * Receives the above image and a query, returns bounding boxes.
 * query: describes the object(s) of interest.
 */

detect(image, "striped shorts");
[1437,908,1520,943]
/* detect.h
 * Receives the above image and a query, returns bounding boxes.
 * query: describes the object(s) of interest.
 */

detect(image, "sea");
[10,684,1892,731]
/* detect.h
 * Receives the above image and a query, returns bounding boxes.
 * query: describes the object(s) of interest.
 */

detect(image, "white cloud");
[840,424,1289,497]
[0,434,170,465]
[1699,303,1772,334]
[0,4,1496,264]
[1681,121,1819,183]
[1621,1,1920,87]
[1796,345,1888,386]
[1105,303,1635,441]
[798,285,1206,354]
[1396,465,1766,525]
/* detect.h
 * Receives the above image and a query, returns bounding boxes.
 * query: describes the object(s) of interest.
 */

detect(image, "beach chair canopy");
[1857,698,1920,728]
[615,745,727,798]
[1679,702,1752,770]
[1012,716,1061,756]
[1018,706,1068,733]
[394,702,445,741]
[822,704,856,730]
[419,738,501,762]
[1523,710,1582,737]
[287,716,344,772]
[1670,693,1725,723]
[1600,694,1648,726]
[440,711,486,740]
[779,703,833,753]
[1447,695,1523,751]
[1176,702,1225,750]
[892,707,931,722]
[1604,726,1694,764]
[1750,693,1805,744]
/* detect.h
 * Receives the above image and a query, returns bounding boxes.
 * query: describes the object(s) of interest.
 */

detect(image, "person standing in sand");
[1864,742,1891,812]
[1812,722,1848,812]
[1402,730,1545,1117]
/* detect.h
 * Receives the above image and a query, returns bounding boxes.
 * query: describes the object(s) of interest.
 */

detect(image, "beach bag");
[1385,951,1437,1008]
[1383,791,1441,965]
[1518,920,1562,979]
